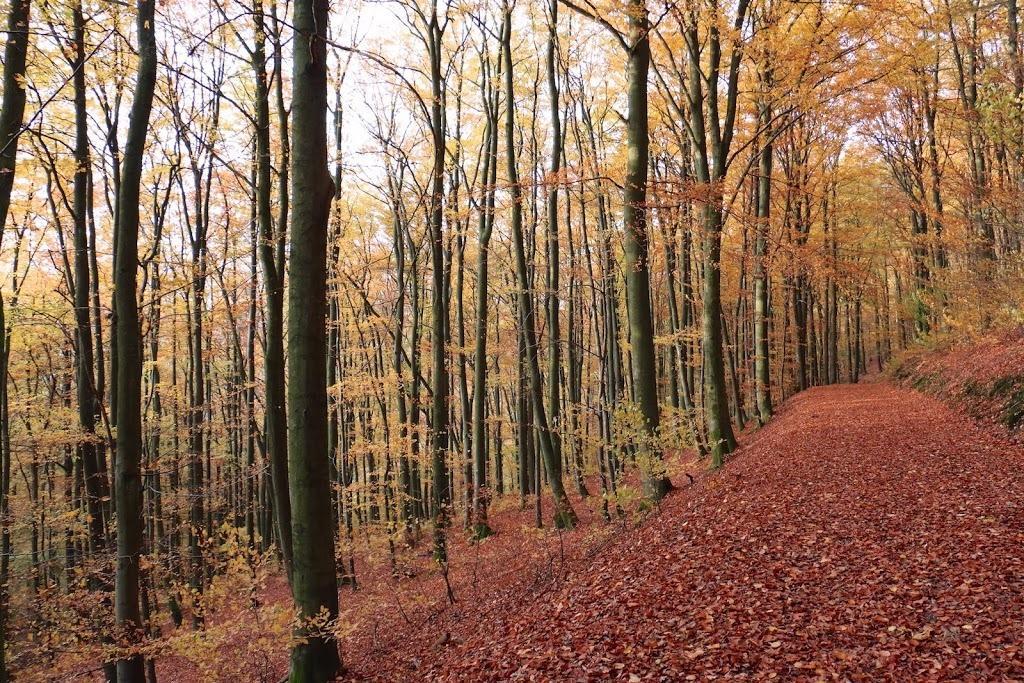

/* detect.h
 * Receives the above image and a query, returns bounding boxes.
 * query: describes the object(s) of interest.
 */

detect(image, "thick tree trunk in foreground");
[0,0,31,679]
[286,0,342,677]
[622,0,671,500]
[113,0,157,679]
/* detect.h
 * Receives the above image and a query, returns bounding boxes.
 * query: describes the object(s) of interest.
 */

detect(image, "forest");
[0,0,1023,679]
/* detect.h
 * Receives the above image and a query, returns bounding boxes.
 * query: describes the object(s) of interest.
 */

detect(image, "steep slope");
[432,383,1024,680]
[891,329,1024,439]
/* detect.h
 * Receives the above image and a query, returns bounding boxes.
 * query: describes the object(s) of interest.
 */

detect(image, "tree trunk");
[286,0,342,676]
[113,0,157,678]
[545,0,564,480]
[622,0,671,499]
[471,44,500,539]
[503,2,577,528]
[753,100,773,424]
[0,1,30,677]
[253,0,293,581]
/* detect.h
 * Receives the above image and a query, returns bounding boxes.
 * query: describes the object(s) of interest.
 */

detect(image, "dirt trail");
[433,382,1024,681]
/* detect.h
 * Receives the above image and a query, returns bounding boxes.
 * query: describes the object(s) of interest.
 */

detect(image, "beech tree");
[559,0,672,499]
[112,0,157,677]
[286,0,342,676]
[0,0,31,677]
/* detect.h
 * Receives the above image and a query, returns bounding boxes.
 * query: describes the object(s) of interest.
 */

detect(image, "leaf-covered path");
[434,382,1024,680]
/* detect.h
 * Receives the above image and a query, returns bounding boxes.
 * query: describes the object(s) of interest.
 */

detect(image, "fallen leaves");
[111,365,1024,682]
[428,382,1024,681]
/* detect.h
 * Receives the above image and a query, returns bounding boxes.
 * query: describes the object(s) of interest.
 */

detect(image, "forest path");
[433,382,1024,680]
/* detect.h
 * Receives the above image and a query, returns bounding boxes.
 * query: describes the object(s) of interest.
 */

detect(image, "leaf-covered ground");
[149,378,1024,681]
[424,382,1024,680]
[891,328,1024,439]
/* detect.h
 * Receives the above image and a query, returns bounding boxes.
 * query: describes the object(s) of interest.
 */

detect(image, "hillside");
[891,329,1024,440]
[399,381,1024,680]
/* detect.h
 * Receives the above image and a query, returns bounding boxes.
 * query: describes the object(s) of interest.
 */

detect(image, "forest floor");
[153,376,1024,681]
[418,381,1024,681]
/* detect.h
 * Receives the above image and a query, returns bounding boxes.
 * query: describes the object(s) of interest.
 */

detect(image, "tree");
[545,0,564,481]
[112,0,157,677]
[674,0,751,467]
[470,15,501,539]
[0,0,32,678]
[252,0,293,581]
[424,0,453,562]
[560,0,672,499]
[752,25,774,424]
[68,0,109,559]
[286,0,343,676]
[504,0,578,528]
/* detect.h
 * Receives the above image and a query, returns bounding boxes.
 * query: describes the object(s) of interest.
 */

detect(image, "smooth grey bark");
[0,0,31,679]
[471,36,500,538]
[70,0,108,556]
[946,0,996,264]
[922,58,948,271]
[559,0,671,498]
[621,0,671,499]
[113,0,157,678]
[286,0,342,676]
[563,110,589,498]
[678,0,748,467]
[422,4,453,562]
[545,0,563,474]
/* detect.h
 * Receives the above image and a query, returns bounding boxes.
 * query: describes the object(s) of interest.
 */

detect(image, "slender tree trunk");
[423,7,453,563]
[471,46,500,539]
[245,180,257,547]
[503,3,577,528]
[253,0,293,581]
[701,202,738,467]
[545,0,564,478]
[68,0,111,563]
[753,101,773,424]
